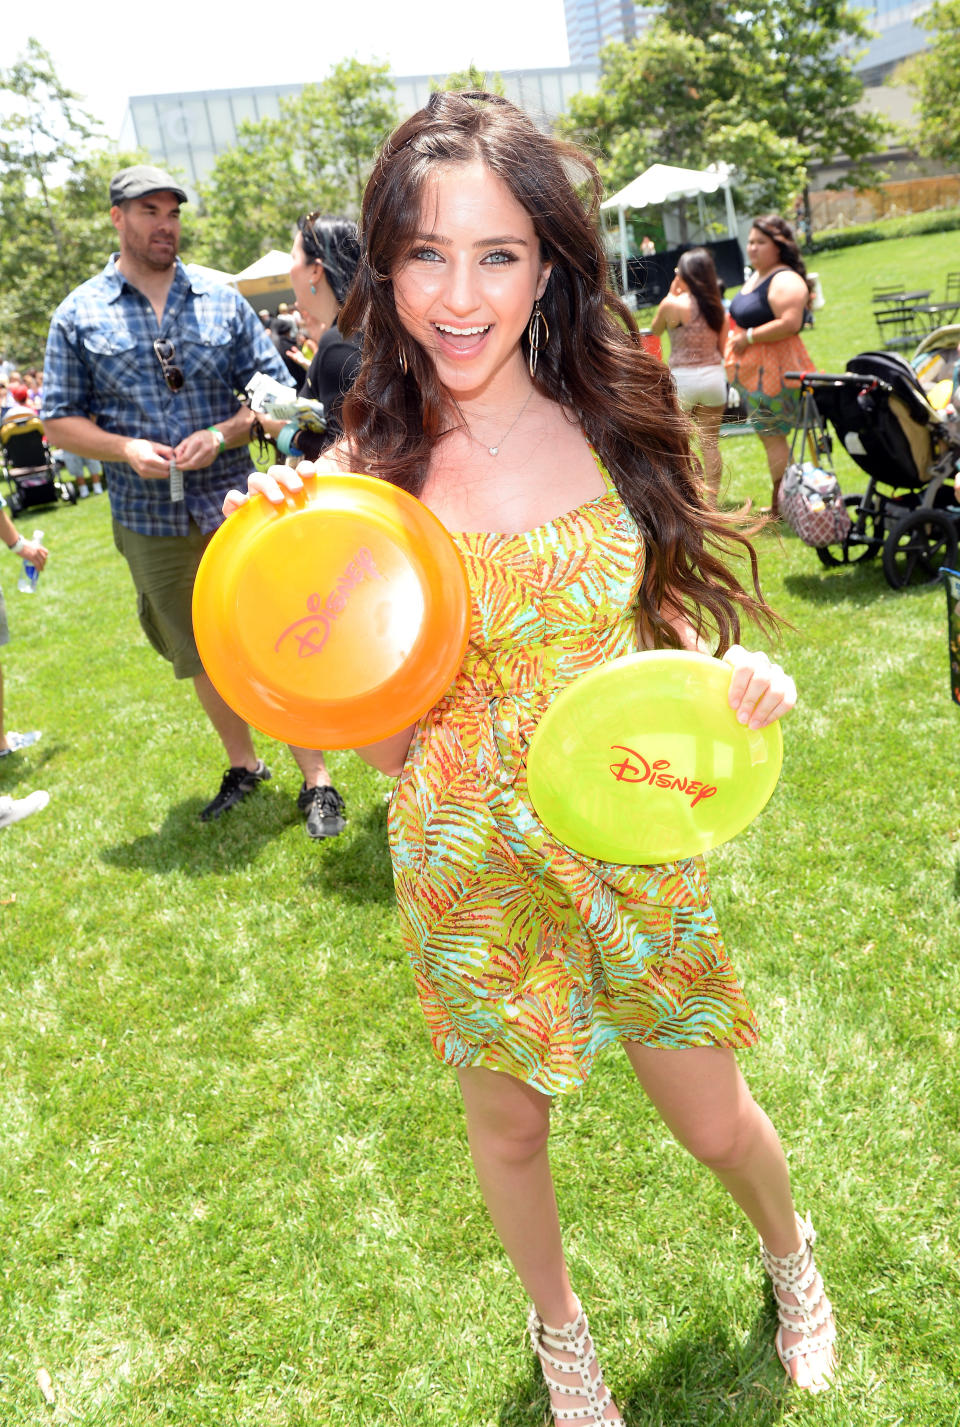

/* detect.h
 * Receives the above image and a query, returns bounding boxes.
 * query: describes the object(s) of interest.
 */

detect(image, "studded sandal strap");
[761,1212,836,1366]
[527,1304,623,1425]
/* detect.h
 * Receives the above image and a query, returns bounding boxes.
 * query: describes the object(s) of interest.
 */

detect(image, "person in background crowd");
[254,212,365,839]
[0,491,47,762]
[651,246,729,503]
[54,448,105,497]
[725,215,815,515]
[41,164,301,825]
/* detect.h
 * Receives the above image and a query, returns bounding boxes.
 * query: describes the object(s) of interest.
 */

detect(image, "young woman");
[651,246,729,502]
[257,213,364,839]
[226,93,836,1421]
[725,215,816,515]
[265,213,362,463]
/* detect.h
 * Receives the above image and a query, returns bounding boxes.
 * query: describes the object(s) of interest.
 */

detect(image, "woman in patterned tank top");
[651,247,729,503]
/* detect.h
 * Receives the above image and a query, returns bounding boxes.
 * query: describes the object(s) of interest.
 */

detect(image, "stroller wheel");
[816,494,882,567]
[882,508,958,590]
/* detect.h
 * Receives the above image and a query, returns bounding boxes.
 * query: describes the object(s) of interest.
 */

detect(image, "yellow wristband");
[207,426,226,453]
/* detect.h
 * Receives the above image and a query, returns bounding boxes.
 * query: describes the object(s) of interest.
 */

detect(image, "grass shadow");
[301,796,395,904]
[783,563,894,607]
[100,787,292,876]
[618,1308,789,1427]
[0,739,67,790]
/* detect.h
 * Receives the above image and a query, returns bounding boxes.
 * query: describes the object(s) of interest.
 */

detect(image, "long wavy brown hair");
[677,247,726,336]
[340,90,777,652]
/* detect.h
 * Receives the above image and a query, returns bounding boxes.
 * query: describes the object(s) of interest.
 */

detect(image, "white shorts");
[670,363,727,410]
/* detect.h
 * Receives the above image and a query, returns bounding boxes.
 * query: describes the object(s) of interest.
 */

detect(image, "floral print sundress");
[387,459,758,1095]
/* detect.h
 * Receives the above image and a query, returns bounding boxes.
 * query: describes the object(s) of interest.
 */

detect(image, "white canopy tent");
[184,262,236,287]
[600,163,739,295]
[232,249,295,305]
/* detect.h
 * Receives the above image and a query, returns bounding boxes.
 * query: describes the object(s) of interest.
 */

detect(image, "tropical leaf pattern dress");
[388,463,759,1096]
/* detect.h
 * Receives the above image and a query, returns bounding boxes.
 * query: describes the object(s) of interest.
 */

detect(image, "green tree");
[0,40,145,359]
[560,28,805,227]
[911,0,960,166]
[430,65,506,95]
[196,59,397,272]
[195,116,318,273]
[0,39,102,268]
[293,59,398,217]
[742,0,891,236]
[560,1,890,241]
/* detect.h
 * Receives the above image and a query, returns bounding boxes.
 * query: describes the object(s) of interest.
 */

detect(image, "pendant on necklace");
[489,446,499,456]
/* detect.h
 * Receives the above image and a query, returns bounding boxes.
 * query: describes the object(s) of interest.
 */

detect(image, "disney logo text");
[609,746,718,807]
[275,546,384,658]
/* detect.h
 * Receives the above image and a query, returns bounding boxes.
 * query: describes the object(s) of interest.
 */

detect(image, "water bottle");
[17,530,44,594]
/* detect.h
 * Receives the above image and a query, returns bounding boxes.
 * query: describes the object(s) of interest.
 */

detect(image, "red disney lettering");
[609,745,718,807]
[275,546,384,657]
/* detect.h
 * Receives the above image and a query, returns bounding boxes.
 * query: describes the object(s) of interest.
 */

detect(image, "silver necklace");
[462,387,534,457]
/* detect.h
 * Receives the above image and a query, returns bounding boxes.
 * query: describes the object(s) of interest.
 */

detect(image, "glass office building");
[117,1,935,199]
[563,1,654,63]
[855,0,934,84]
[119,65,600,197]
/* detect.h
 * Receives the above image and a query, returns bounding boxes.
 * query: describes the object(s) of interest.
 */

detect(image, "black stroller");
[787,349,960,589]
[0,408,78,514]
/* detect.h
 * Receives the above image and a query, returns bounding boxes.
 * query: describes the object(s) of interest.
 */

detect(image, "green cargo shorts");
[112,518,213,679]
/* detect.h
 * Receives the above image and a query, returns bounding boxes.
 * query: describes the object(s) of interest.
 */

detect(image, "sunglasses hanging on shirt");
[153,338,185,393]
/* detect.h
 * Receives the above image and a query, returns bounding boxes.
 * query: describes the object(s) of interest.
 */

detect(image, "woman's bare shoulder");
[768,268,808,297]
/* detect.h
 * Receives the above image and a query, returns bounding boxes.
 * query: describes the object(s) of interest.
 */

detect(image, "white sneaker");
[0,730,42,756]
[0,790,50,828]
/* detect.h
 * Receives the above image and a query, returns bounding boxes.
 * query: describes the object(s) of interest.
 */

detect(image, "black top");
[728,272,778,329]
[294,324,362,461]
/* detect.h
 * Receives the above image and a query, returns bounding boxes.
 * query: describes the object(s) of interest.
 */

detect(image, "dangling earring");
[398,343,408,375]
[309,283,317,295]
[527,299,549,380]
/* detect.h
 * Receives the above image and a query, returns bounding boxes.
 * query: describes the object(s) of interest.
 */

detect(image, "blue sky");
[6,0,571,141]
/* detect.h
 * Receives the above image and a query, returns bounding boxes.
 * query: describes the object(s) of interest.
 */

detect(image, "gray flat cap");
[109,165,189,205]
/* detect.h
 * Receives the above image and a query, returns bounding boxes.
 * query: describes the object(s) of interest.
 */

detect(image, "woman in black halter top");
[725,215,815,513]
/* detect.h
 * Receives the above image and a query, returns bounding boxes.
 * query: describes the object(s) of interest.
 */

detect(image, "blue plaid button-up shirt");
[42,256,292,536]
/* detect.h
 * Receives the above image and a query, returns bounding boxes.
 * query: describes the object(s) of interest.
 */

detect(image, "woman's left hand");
[729,328,749,356]
[722,645,796,729]
[221,463,311,518]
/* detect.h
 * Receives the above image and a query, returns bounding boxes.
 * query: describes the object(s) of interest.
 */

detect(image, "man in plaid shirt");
[42,165,309,824]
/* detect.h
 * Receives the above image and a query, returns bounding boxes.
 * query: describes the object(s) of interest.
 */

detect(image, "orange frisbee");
[192,471,470,747]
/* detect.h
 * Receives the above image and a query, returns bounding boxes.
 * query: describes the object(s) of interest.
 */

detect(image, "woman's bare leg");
[623,1042,835,1389]
[457,1066,622,1421]
[457,1066,575,1323]
[692,403,724,503]
[757,431,791,512]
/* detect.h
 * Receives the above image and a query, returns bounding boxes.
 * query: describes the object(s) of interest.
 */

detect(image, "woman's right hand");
[221,463,308,517]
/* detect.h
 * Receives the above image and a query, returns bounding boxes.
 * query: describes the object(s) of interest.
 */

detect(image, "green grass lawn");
[1,231,959,1426]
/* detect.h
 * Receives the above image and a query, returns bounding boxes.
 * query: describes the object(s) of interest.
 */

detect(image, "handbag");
[779,461,852,547]
[779,388,851,548]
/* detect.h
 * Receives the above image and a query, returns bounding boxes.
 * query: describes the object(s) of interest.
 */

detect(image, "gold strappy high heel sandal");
[527,1300,624,1424]
[760,1212,837,1392]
